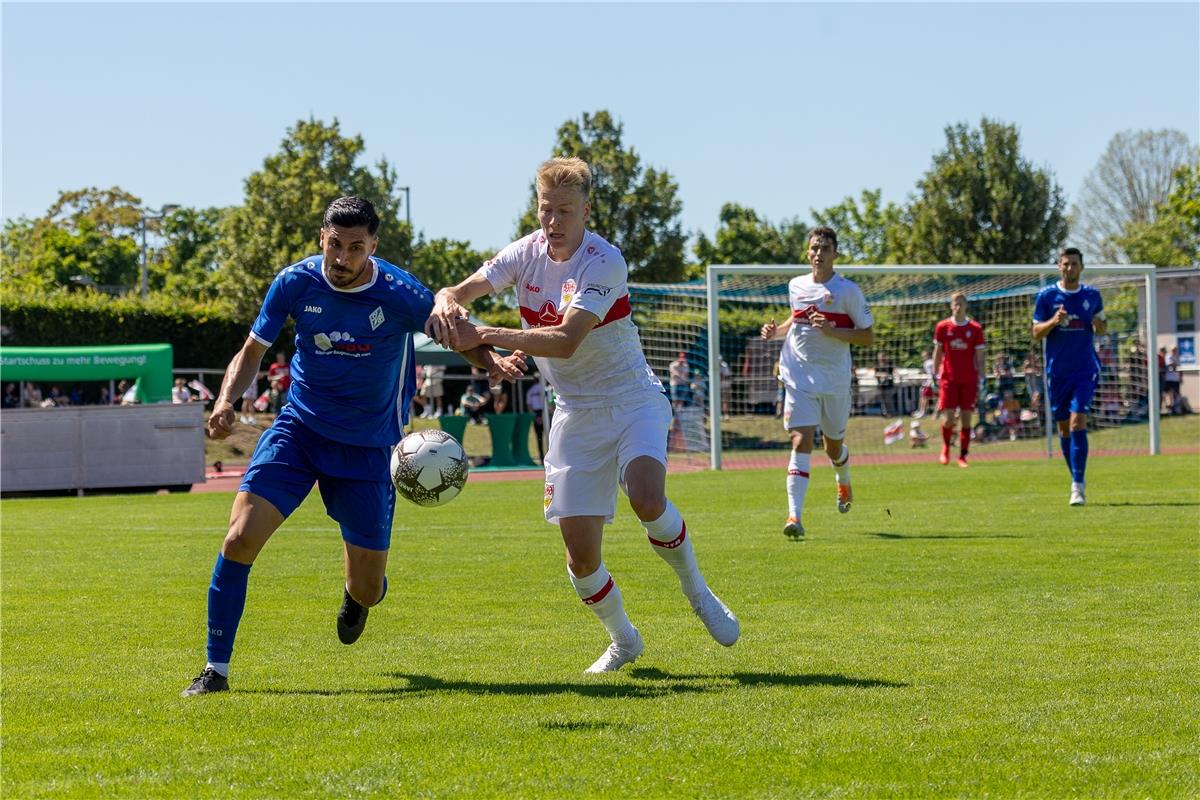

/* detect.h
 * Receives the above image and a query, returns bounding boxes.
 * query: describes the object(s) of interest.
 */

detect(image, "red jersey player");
[932,291,986,467]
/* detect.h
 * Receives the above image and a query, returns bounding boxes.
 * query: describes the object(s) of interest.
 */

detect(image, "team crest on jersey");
[543,483,554,511]
[822,292,833,305]
[1082,299,1090,310]
[561,279,576,307]
[369,306,385,330]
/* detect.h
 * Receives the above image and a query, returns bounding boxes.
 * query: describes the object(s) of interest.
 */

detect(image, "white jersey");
[478,230,663,409]
[778,272,873,394]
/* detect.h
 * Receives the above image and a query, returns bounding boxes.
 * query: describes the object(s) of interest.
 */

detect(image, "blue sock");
[206,554,252,665]
[1070,430,1089,483]
[375,576,388,606]
[1059,435,1073,476]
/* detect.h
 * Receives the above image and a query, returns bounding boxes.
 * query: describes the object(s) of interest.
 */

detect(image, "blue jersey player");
[1032,247,1107,507]
[184,197,524,696]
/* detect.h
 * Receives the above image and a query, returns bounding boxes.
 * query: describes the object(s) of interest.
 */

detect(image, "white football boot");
[1069,482,1086,506]
[691,590,740,647]
[585,629,644,673]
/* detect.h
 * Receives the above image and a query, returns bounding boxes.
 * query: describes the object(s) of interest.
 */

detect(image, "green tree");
[1,187,144,292]
[693,203,805,266]
[151,206,229,301]
[218,118,413,317]
[898,118,1068,264]
[1118,163,1200,267]
[516,110,686,282]
[810,189,905,264]
[1071,129,1197,263]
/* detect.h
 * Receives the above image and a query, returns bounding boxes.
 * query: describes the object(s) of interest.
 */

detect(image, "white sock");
[831,444,850,485]
[787,451,811,519]
[568,563,637,644]
[644,500,707,600]
[206,661,229,678]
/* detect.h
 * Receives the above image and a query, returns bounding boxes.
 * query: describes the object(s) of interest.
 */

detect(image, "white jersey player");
[425,157,738,673]
[760,227,874,539]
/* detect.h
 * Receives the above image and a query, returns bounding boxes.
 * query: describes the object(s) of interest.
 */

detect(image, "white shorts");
[542,393,671,525]
[783,388,850,440]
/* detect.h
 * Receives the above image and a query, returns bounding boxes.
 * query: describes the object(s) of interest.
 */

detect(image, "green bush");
[0,288,250,368]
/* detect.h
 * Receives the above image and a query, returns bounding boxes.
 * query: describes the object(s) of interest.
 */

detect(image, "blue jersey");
[250,255,434,448]
[1033,283,1104,378]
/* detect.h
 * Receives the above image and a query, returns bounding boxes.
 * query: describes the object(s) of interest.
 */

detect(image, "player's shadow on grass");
[627,667,907,689]
[243,669,904,699]
[1089,501,1199,507]
[865,531,1022,540]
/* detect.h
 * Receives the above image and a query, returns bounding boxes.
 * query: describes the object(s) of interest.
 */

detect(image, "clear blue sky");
[3,2,1197,255]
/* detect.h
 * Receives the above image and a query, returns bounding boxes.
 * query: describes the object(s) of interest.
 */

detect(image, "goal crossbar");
[704,264,1160,469]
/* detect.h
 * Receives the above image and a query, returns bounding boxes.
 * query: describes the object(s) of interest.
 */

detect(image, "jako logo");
[524,283,541,294]
[304,305,323,314]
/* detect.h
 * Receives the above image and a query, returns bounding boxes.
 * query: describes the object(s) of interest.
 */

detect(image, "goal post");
[699,264,1160,470]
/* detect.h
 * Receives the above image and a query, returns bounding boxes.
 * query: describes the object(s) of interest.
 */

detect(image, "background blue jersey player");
[184,197,523,696]
[1032,247,1108,507]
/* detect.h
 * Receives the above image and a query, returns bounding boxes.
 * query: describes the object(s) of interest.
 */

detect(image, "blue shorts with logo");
[1047,372,1098,421]
[239,410,396,551]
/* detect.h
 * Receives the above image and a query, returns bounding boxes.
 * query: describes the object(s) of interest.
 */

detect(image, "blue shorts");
[240,411,396,551]
[1047,373,1098,421]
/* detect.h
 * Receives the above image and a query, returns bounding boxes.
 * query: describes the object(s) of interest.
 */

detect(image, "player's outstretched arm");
[814,316,874,346]
[426,273,496,350]
[932,340,944,381]
[207,336,268,439]
[452,307,599,359]
[460,346,528,384]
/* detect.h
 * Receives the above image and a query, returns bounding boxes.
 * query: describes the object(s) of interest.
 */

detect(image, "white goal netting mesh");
[630,268,1156,470]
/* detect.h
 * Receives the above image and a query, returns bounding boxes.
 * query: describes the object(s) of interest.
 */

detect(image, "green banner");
[0,344,174,403]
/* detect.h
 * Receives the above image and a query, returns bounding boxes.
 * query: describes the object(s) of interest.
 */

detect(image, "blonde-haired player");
[761,227,875,539]
[425,157,739,672]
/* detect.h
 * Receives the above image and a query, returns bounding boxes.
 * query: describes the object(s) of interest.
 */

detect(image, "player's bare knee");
[627,487,665,521]
[220,527,259,563]
[348,575,385,607]
[566,553,601,579]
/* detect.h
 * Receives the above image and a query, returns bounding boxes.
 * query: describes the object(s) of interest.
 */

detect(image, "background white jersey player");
[426,157,739,673]
[761,226,875,539]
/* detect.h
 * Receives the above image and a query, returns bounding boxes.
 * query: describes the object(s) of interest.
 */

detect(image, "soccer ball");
[390,430,469,507]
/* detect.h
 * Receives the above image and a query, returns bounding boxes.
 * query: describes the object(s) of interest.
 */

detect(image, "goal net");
[629,265,1160,471]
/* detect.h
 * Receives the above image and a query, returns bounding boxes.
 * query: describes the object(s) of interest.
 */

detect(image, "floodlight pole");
[139,204,179,299]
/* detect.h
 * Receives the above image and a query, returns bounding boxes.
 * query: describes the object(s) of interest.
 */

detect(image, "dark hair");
[809,225,838,251]
[1059,246,1083,264]
[323,196,380,235]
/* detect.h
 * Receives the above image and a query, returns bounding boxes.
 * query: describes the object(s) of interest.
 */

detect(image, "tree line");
[2,112,1196,326]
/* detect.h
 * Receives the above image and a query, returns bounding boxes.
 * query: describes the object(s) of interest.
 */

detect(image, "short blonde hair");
[951,291,967,304]
[536,157,591,197]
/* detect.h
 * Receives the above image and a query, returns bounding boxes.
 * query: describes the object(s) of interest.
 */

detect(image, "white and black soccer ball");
[390,429,469,507]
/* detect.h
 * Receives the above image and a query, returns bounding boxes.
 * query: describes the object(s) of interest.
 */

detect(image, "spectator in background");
[526,374,547,463]
[490,382,509,415]
[994,354,1016,398]
[460,386,487,424]
[120,381,139,405]
[266,351,291,407]
[1022,354,1043,412]
[173,378,192,404]
[22,382,43,408]
[1163,346,1182,414]
[669,352,690,409]
[239,374,259,424]
[913,349,935,419]
[1157,346,1167,407]
[3,383,19,409]
[719,357,732,417]
[419,364,446,418]
[873,351,895,416]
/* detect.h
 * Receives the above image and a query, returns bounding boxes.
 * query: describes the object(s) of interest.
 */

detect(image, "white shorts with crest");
[542,392,671,524]
[783,387,851,440]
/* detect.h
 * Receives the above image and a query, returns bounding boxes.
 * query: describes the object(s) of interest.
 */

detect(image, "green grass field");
[3,455,1198,798]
